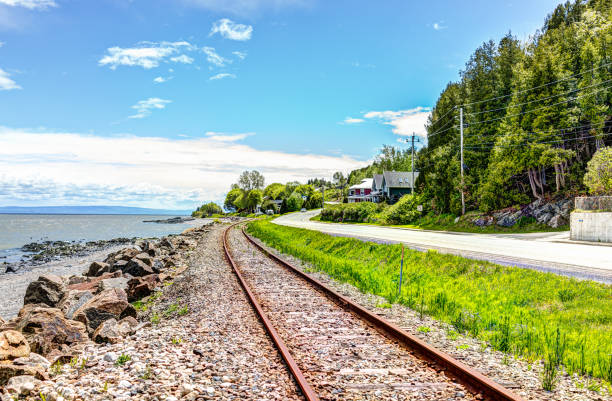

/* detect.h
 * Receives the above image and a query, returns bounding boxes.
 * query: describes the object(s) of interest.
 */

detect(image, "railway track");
[223,222,525,401]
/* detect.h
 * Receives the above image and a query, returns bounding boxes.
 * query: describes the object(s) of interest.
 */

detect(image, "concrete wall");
[570,212,612,243]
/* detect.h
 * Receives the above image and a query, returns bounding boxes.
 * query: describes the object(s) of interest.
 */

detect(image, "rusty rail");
[222,223,320,401]
[240,226,526,401]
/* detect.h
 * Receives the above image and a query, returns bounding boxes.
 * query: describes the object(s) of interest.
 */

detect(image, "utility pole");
[411,133,415,195]
[460,107,465,216]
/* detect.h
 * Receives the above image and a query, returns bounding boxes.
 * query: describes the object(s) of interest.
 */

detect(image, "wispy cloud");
[202,46,230,67]
[129,98,171,119]
[210,18,253,41]
[204,131,252,141]
[232,51,247,60]
[0,68,21,90]
[364,107,431,138]
[0,127,367,209]
[341,117,364,124]
[0,0,56,9]
[209,72,236,81]
[432,21,447,30]
[99,41,196,70]
[153,76,172,83]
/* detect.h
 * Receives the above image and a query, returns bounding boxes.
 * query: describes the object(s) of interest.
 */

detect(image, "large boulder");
[142,241,159,257]
[126,274,160,302]
[58,290,94,319]
[0,330,30,360]
[0,364,46,386]
[11,353,50,371]
[67,271,122,293]
[73,288,136,334]
[548,214,568,228]
[4,375,42,397]
[123,258,154,277]
[92,317,138,344]
[23,274,66,308]
[86,261,112,277]
[15,306,88,357]
[98,277,130,292]
[133,252,153,267]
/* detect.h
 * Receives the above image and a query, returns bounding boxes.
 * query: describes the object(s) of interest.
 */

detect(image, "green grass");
[247,220,612,384]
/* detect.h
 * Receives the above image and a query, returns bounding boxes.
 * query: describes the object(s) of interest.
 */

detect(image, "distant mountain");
[0,206,192,215]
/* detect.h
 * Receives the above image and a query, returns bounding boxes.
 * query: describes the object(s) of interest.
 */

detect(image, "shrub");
[584,146,612,195]
[285,192,304,212]
[320,202,386,223]
[383,194,427,225]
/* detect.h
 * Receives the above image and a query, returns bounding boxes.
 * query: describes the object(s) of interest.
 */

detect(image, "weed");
[587,380,601,393]
[151,313,161,325]
[171,336,183,345]
[164,303,179,317]
[457,344,469,350]
[50,361,62,376]
[102,382,109,392]
[540,328,566,391]
[447,330,459,341]
[376,302,392,309]
[39,393,47,401]
[115,353,131,366]
[80,357,89,370]
[178,305,189,316]
[69,357,78,368]
[140,364,153,380]
[417,326,431,334]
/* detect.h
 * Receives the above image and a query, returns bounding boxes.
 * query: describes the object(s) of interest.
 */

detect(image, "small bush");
[584,147,612,195]
[383,194,427,225]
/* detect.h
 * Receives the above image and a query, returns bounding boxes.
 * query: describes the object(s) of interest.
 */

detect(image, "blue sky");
[0,0,561,209]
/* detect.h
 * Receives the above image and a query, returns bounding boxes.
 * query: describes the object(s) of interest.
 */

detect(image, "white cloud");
[153,76,171,83]
[0,68,21,90]
[0,127,367,209]
[183,0,305,16]
[432,21,447,30]
[129,98,171,119]
[232,51,247,60]
[209,72,236,80]
[341,117,364,124]
[204,132,253,141]
[99,41,196,70]
[210,18,253,41]
[202,46,229,67]
[0,0,56,9]
[0,41,4,47]
[364,107,431,138]
[170,54,194,64]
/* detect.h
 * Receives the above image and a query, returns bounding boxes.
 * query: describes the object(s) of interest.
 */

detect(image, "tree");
[224,188,243,212]
[584,147,612,195]
[244,189,263,213]
[198,202,223,216]
[263,183,286,200]
[285,192,304,212]
[238,170,265,191]
[332,172,347,188]
[304,192,323,209]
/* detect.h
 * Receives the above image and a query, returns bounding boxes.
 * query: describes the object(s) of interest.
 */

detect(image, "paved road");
[274,210,612,283]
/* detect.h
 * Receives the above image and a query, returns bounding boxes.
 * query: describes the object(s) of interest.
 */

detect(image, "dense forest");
[351,0,611,214]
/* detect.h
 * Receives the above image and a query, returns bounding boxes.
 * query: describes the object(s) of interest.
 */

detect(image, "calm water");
[0,214,208,263]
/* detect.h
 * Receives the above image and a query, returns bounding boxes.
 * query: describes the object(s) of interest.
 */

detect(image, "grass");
[247,220,612,385]
[115,353,131,366]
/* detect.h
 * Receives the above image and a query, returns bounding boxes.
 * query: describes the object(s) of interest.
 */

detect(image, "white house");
[347,178,374,203]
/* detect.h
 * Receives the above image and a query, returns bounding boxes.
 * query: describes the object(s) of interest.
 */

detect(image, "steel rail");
[222,223,320,401]
[241,226,526,401]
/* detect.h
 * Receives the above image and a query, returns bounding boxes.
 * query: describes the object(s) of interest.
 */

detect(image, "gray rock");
[103,352,116,362]
[86,261,111,277]
[497,215,516,227]
[23,274,66,308]
[59,290,94,319]
[536,212,553,225]
[548,214,568,228]
[12,353,50,370]
[98,277,130,292]
[123,258,154,277]
[5,375,41,396]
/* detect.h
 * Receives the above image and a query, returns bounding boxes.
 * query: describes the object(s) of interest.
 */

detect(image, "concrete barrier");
[570,212,612,242]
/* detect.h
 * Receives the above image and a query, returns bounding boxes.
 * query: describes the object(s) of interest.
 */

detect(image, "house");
[371,174,384,203]
[381,171,419,203]
[348,178,374,203]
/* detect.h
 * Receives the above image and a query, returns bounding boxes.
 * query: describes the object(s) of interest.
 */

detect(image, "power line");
[428,118,458,138]
[463,78,612,117]
[462,84,612,128]
[465,121,611,142]
[459,61,612,108]
[428,105,457,129]
[464,130,612,150]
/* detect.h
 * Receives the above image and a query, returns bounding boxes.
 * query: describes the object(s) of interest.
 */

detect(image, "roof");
[382,171,419,188]
[349,178,373,190]
[373,174,384,190]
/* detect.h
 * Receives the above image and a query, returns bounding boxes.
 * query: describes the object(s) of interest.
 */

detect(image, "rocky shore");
[2,238,138,275]
[0,222,210,399]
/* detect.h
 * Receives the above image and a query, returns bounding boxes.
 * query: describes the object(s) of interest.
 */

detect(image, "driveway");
[274,210,612,283]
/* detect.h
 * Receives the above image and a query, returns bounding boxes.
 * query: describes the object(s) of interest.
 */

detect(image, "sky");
[0,0,562,209]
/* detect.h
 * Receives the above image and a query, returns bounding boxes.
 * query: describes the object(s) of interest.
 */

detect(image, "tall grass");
[248,220,612,383]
